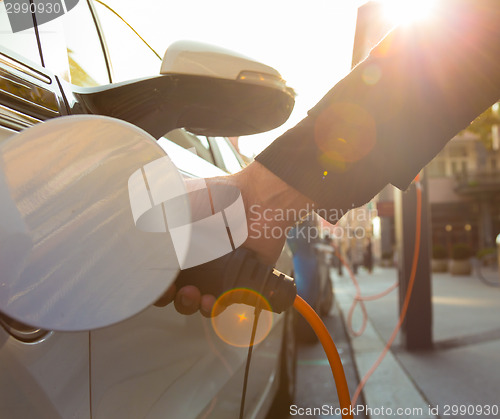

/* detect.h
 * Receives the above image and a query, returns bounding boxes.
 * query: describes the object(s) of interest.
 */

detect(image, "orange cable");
[333,245,398,337]
[351,179,422,406]
[293,295,353,419]
[335,248,369,336]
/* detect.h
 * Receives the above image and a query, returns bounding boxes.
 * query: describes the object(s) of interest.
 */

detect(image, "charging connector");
[174,247,296,313]
[176,246,353,419]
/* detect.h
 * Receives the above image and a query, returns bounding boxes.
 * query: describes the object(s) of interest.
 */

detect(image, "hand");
[155,161,312,316]
[154,283,216,317]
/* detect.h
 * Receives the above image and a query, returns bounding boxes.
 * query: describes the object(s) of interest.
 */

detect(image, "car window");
[0,2,42,66]
[212,137,244,173]
[164,129,215,165]
[157,137,225,179]
[92,1,161,83]
[36,0,110,87]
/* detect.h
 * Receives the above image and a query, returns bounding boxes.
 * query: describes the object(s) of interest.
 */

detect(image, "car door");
[84,5,289,416]
[0,4,92,418]
[1,1,290,417]
[87,132,287,419]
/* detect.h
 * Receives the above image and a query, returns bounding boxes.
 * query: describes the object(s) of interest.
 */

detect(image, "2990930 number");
[5,2,62,15]
[442,404,498,416]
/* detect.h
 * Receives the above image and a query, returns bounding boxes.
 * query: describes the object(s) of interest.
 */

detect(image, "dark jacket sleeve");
[255,0,500,220]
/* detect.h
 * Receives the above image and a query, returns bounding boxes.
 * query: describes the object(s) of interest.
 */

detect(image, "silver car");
[0,1,296,417]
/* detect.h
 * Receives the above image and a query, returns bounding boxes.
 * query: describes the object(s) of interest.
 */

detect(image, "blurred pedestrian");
[364,239,374,274]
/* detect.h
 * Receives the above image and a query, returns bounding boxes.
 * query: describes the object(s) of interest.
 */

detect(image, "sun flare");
[380,0,437,26]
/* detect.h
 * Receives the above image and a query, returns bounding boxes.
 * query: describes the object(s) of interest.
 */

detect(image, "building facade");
[427,131,500,254]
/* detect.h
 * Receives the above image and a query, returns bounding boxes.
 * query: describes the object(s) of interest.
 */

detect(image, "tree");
[464,104,500,150]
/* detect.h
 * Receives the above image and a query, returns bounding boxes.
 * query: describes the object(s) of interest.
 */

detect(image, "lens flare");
[211,289,273,347]
[362,64,382,86]
[314,102,376,171]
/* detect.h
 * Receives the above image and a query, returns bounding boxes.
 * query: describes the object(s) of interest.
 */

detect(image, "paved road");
[332,266,500,419]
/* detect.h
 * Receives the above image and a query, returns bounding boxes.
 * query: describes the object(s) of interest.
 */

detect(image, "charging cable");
[238,297,354,419]
[294,295,353,419]
[333,247,399,337]
[176,174,422,417]
[237,296,353,419]
[347,176,423,406]
[239,305,262,419]
[175,247,354,419]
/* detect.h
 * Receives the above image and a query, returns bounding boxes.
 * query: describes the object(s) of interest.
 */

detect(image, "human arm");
[255,0,500,217]
[168,0,500,314]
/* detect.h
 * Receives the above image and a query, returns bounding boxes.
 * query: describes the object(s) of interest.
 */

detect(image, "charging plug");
[174,247,296,313]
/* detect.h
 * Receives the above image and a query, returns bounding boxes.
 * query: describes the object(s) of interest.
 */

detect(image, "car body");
[0,1,296,417]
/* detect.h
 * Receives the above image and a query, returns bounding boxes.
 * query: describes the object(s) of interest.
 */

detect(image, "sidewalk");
[331,266,500,419]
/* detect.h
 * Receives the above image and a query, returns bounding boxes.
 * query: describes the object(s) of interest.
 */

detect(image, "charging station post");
[394,171,433,350]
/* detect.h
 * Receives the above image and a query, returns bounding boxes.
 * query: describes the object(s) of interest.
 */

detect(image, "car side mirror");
[75,41,295,138]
